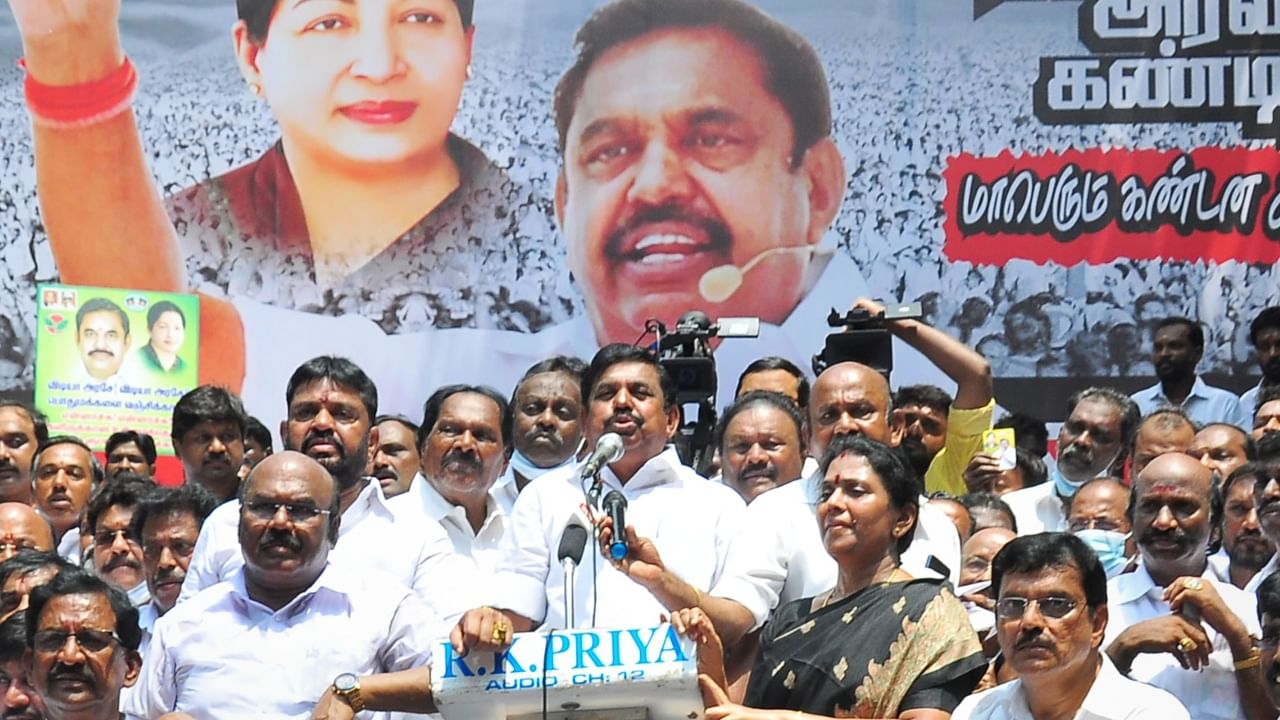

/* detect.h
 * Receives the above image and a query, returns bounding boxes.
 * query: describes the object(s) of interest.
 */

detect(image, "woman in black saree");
[677,434,986,719]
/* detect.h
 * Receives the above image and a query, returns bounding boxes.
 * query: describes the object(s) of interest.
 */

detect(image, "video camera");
[812,302,922,378]
[645,312,760,472]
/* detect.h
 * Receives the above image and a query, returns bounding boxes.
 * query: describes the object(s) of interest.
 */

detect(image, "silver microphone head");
[597,432,625,463]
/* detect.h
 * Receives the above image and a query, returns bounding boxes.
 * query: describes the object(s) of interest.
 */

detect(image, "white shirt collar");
[411,473,505,530]
[1111,560,1214,605]
[596,447,687,494]
[228,561,353,617]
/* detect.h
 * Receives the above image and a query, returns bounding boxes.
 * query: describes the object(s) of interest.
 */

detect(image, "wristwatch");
[332,672,366,712]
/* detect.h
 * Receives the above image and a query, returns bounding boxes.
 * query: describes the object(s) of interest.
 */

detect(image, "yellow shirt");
[924,399,996,497]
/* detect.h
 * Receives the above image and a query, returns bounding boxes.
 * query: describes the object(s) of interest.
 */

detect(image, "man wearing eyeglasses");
[1103,453,1271,720]
[25,569,142,720]
[128,484,217,657]
[179,356,476,627]
[84,477,156,608]
[125,451,442,719]
[954,533,1189,720]
[1066,478,1135,580]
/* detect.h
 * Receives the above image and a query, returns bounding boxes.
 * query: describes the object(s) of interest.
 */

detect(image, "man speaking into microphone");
[451,344,745,651]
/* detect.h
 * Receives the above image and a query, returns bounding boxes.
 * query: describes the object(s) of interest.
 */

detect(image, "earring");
[465,64,473,80]
[248,82,263,96]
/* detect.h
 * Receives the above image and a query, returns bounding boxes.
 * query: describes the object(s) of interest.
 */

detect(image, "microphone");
[602,490,628,561]
[698,245,815,303]
[580,433,625,479]
[557,517,589,628]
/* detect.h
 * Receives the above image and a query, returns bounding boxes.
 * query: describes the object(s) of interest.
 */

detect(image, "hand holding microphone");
[595,493,666,586]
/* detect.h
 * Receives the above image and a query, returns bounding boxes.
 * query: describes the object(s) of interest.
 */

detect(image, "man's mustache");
[153,568,185,586]
[260,531,303,552]
[442,449,481,472]
[48,662,95,688]
[104,555,141,572]
[304,431,345,457]
[525,428,562,445]
[1139,527,1192,548]
[605,411,643,431]
[1058,444,1092,466]
[372,464,399,481]
[604,203,732,258]
[88,349,115,358]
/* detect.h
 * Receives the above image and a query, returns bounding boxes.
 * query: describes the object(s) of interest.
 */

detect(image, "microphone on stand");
[557,516,590,628]
[581,433,625,479]
[581,433,625,508]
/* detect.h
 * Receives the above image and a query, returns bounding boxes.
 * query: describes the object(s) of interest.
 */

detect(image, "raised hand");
[6,0,123,84]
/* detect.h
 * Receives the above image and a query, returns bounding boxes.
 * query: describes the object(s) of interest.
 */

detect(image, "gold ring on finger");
[1177,637,1197,653]
[1186,578,1203,591]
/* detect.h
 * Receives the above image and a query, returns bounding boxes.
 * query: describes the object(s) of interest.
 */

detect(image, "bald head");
[808,362,898,455]
[0,503,54,560]
[1135,452,1213,496]
[960,527,1016,586]
[243,450,336,508]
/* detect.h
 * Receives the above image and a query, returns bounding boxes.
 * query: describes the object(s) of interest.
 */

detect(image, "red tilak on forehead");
[1145,483,1187,499]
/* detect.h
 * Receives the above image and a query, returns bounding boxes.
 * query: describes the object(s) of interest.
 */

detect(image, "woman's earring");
[465,64,473,80]
[249,82,263,96]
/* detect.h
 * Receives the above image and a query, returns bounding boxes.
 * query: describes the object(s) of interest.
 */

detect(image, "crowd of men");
[0,299,1274,719]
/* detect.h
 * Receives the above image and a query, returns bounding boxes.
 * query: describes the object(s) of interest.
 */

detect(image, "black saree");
[744,578,986,717]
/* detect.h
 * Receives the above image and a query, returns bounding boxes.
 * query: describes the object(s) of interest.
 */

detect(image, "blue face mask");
[1075,528,1131,579]
[1052,465,1085,499]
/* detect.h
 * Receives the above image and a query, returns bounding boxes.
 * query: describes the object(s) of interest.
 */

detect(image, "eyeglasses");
[243,501,331,523]
[142,541,196,562]
[1066,518,1122,533]
[995,596,1080,620]
[92,529,138,548]
[32,628,121,654]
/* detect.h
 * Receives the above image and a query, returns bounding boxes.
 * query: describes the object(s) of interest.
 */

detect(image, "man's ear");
[797,137,847,246]
[123,649,143,688]
[1089,603,1109,650]
[888,411,906,448]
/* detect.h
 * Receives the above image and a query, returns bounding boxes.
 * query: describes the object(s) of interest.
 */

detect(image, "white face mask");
[956,581,994,635]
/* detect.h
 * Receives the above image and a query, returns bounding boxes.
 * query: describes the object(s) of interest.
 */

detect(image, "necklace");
[818,567,907,609]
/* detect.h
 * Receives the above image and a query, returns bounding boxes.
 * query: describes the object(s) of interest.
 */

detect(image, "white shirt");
[55,526,81,565]
[1002,481,1066,534]
[179,480,477,628]
[954,654,1189,720]
[487,447,745,629]
[1104,563,1260,720]
[1130,376,1249,429]
[399,471,512,576]
[124,563,435,720]
[709,470,962,630]
[136,602,160,658]
[1244,554,1278,594]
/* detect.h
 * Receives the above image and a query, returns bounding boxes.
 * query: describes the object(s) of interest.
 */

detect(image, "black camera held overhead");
[644,311,760,473]
[812,301,923,378]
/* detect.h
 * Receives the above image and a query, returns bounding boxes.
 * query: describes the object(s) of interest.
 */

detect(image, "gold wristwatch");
[332,672,366,712]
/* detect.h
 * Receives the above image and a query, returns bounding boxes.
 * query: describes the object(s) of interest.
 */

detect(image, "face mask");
[508,439,585,483]
[956,581,995,636]
[1052,449,1120,499]
[1075,528,1131,579]
[127,580,151,608]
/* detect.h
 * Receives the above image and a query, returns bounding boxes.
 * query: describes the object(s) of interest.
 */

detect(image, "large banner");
[1,0,1277,432]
